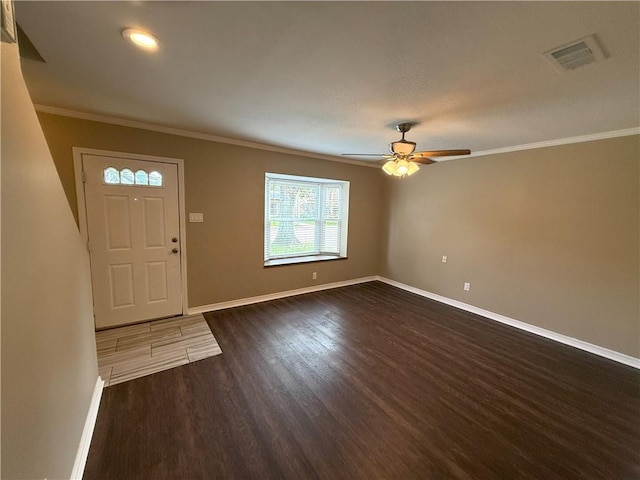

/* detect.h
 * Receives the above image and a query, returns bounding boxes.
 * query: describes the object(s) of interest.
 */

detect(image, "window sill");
[264,255,347,268]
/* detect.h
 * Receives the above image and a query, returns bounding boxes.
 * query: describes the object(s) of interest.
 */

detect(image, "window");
[102,166,163,187]
[264,173,349,266]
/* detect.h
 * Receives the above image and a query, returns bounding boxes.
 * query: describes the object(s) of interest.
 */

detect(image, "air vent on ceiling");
[544,34,606,71]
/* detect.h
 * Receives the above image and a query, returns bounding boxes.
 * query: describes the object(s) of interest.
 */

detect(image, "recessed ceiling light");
[122,28,159,51]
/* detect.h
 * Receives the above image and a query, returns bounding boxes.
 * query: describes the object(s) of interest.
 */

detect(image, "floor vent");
[544,34,606,71]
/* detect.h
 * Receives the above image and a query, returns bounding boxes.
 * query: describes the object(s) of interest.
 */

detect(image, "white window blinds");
[264,173,349,263]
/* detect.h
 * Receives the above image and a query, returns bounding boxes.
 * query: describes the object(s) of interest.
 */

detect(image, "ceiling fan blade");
[412,149,471,157]
[411,157,436,165]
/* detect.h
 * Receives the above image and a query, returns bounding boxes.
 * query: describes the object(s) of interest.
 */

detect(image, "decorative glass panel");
[102,167,163,187]
[135,170,149,185]
[104,167,120,184]
[149,171,163,186]
[120,168,135,185]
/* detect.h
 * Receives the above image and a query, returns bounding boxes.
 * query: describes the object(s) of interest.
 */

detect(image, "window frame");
[264,172,349,267]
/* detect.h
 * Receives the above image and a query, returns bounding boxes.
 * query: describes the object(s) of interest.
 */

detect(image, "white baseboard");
[188,276,377,315]
[188,276,639,369]
[376,276,640,369]
[70,376,105,480]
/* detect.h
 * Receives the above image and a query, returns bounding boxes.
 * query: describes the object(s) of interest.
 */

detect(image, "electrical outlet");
[442,255,447,263]
[312,272,317,280]
[464,282,471,291]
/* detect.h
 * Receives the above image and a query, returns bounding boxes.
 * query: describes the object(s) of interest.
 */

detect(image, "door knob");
[171,248,179,254]
[172,237,178,243]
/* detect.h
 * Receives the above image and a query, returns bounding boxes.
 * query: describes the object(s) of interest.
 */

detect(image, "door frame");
[73,147,189,318]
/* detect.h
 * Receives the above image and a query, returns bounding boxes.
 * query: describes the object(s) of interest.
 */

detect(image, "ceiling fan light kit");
[382,158,420,177]
[343,122,471,178]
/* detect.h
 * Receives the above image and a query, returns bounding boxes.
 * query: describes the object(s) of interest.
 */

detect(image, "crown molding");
[33,104,378,168]
[35,104,638,165]
[438,127,640,161]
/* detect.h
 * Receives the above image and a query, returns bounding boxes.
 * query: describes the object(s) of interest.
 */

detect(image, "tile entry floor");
[96,313,222,386]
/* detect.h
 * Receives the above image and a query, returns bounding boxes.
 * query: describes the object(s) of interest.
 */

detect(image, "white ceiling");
[15,1,640,162]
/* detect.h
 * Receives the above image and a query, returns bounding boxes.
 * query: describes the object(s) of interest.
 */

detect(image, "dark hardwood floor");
[84,281,640,479]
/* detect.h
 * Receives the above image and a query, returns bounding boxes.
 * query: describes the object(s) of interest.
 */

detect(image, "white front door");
[82,154,182,329]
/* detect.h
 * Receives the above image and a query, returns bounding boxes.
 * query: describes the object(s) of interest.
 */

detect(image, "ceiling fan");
[343,123,471,177]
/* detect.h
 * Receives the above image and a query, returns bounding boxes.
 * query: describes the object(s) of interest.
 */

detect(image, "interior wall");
[1,43,99,479]
[382,135,640,358]
[36,113,385,308]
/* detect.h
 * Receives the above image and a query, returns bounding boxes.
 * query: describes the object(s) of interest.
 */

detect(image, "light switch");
[189,212,204,223]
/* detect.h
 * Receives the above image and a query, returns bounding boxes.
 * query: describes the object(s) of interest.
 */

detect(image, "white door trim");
[73,147,189,319]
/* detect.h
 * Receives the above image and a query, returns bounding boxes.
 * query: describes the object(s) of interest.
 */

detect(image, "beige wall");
[382,135,640,358]
[34,109,639,359]
[1,43,99,478]
[37,113,385,308]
